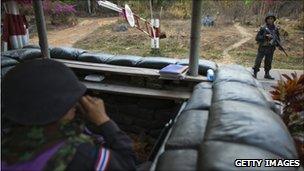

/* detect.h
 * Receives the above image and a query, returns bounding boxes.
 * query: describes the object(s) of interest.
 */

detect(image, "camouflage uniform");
[2,118,136,171]
[1,59,136,171]
[253,13,280,79]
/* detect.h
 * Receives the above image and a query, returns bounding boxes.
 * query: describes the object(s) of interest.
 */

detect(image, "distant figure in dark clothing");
[253,12,281,79]
[1,59,136,171]
[202,15,214,27]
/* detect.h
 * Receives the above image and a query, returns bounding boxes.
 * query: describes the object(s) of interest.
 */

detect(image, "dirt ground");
[30,17,303,70]
[30,17,117,47]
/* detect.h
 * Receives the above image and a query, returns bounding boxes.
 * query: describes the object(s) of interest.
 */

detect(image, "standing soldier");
[253,12,281,79]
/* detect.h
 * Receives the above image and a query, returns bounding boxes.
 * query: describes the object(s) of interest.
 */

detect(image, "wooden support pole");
[189,0,203,76]
[33,0,50,58]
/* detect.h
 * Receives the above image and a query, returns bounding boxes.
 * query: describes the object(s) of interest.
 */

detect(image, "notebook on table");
[159,64,189,79]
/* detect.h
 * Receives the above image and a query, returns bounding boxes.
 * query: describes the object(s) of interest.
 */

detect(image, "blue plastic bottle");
[207,69,214,81]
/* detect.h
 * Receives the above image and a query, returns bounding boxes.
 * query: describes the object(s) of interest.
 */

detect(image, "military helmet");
[265,12,276,22]
[2,59,86,125]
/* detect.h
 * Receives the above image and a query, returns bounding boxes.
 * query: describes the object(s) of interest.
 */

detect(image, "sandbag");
[193,82,213,89]
[198,141,292,171]
[214,64,262,88]
[165,110,209,149]
[78,52,115,63]
[105,55,142,66]
[1,66,15,79]
[177,58,218,76]
[184,85,212,111]
[50,47,86,60]
[1,56,19,67]
[156,149,197,171]
[2,49,42,62]
[206,100,298,159]
[136,57,177,69]
[213,81,269,107]
[258,87,280,114]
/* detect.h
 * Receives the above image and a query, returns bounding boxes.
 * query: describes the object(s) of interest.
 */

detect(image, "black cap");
[2,59,86,125]
[265,12,276,22]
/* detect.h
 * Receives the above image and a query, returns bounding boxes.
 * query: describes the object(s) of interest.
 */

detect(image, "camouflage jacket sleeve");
[66,120,136,171]
[255,27,266,42]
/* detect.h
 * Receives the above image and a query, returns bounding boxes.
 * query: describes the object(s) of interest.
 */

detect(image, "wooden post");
[33,0,50,58]
[87,0,92,14]
[189,0,203,76]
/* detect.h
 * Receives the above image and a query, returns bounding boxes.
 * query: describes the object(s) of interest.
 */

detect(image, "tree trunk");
[87,0,91,14]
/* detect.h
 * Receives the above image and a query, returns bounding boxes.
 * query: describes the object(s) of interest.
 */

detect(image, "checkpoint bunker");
[1,46,299,170]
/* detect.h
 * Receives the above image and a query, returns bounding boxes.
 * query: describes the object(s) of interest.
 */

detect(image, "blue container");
[207,69,214,81]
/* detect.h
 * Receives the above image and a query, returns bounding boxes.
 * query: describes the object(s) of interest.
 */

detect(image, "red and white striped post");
[150,18,160,51]
[2,0,29,51]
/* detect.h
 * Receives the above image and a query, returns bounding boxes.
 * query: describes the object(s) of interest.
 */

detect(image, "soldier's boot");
[252,71,258,79]
[264,71,274,80]
[252,68,258,78]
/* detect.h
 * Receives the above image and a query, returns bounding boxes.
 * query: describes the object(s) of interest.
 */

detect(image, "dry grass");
[73,19,241,61]
[73,18,303,70]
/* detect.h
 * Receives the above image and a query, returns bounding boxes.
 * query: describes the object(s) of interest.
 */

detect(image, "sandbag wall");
[154,81,212,171]
[1,46,218,79]
[154,65,299,171]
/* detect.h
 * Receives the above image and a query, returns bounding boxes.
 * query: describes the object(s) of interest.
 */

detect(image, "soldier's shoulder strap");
[259,25,268,32]
[260,25,267,29]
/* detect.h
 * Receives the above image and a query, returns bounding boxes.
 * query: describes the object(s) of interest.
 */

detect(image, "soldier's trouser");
[253,46,275,72]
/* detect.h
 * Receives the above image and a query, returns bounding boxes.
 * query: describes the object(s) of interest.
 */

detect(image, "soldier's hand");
[266,34,273,39]
[80,95,110,126]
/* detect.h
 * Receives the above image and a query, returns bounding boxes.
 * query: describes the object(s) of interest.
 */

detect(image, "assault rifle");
[265,27,288,57]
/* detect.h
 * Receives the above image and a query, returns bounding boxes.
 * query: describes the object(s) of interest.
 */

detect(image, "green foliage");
[298,12,304,30]
[165,0,191,19]
[59,0,77,4]
[150,49,162,56]
[244,0,253,6]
